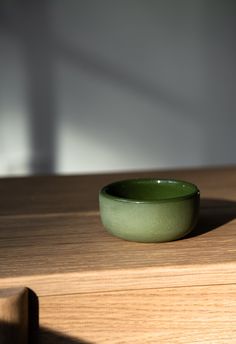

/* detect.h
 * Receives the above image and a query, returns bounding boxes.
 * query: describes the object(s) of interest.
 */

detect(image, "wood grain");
[0,166,235,216]
[0,210,236,295]
[0,287,28,344]
[40,284,236,343]
[0,165,236,295]
[0,167,236,343]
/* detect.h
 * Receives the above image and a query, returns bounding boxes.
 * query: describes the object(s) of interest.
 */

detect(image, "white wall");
[0,0,235,176]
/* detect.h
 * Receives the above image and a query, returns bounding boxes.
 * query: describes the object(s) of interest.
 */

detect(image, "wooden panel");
[0,209,236,295]
[40,284,236,344]
[0,166,235,216]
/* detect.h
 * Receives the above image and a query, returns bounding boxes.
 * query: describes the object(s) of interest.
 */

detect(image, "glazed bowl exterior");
[99,179,200,243]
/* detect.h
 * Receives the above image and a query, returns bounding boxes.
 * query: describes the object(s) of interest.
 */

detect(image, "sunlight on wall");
[0,35,31,175]
[55,59,204,173]
[0,0,235,176]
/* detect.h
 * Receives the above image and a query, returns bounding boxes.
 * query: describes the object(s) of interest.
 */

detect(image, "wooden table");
[0,166,236,343]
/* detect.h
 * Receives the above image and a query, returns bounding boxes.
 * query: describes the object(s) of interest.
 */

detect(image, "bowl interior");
[101,179,199,202]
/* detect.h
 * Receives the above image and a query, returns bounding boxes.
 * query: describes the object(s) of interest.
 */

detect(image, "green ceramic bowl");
[99,179,200,243]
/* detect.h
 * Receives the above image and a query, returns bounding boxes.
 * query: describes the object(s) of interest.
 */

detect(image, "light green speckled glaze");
[99,179,200,243]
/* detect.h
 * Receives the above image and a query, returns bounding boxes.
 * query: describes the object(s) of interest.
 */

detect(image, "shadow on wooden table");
[0,322,92,344]
[28,289,93,344]
[39,328,93,344]
[185,198,236,239]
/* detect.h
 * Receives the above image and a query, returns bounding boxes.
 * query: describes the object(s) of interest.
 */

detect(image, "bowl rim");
[99,178,200,204]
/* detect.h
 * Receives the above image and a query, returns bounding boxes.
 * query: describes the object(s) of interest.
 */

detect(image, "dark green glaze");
[101,179,198,202]
[99,179,200,243]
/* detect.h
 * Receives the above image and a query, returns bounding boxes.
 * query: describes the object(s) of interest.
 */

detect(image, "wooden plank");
[0,166,235,295]
[0,166,235,216]
[0,211,236,295]
[0,168,235,342]
[0,288,28,344]
[39,284,236,343]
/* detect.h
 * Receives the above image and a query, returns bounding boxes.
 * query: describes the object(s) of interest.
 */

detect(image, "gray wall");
[0,0,235,176]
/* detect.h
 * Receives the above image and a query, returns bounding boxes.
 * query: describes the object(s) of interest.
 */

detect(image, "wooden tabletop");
[0,166,236,296]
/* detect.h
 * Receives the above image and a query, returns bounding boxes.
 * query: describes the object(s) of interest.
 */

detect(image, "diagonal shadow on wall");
[0,0,198,175]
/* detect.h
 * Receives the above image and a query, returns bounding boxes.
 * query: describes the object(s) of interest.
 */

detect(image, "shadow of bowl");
[185,197,236,239]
